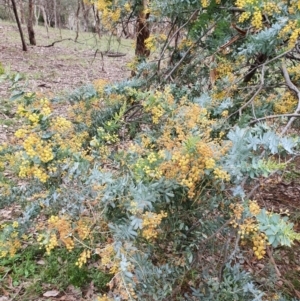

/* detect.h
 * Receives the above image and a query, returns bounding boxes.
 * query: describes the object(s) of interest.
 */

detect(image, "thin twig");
[38,38,73,47]
[191,218,233,267]
[90,49,99,65]
[165,22,216,81]
[228,64,266,119]
[158,10,200,68]
[250,113,300,125]
[266,246,281,277]
[280,61,300,135]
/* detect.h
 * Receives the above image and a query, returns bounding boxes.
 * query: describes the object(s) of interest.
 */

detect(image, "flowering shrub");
[1,0,300,300]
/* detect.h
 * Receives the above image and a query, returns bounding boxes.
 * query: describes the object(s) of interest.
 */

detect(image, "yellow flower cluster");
[145,35,156,52]
[17,98,52,125]
[15,128,29,139]
[273,91,297,114]
[94,0,121,30]
[201,0,209,8]
[48,215,74,252]
[0,238,21,258]
[216,62,233,79]
[249,200,261,215]
[133,153,163,180]
[97,127,119,144]
[124,2,131,12]
[230,203,243,225]
[76,249,91,268]
[96,243,119,274]
[28,113,40,125]
[238,218,258,239]
[263,2,280,15]
[230,202,269,260]
[288,0,300,14]
[23,134,54,163]
[19,161,49,183]
[76,218,91,240]
[162,143,213,198]
[205,158,215,169]
[288,64,300,82]
[51,116,73,134]
[235,0,259,9]
[69,101,93,126]
[251,10,263,30]
[213,167,230,181]
[149,104,164,124]
[16,104,26,116]
[94,79,109,95]
[178,39,194,50]
[141,135,153,148]
[252,232,267,259]
[238,11,251,23]
[102,7,121,27]
[279,19,300,48]
[45,233,58,255]
[141,211,167,240]
[95,0,107,11]
[288,28,300,49]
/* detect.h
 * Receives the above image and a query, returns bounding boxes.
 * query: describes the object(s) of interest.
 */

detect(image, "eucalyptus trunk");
[27,0,36,45]
[135,0,150,58]
[11,0,27,51]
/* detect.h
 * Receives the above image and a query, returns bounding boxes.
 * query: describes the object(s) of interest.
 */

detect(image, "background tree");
[10,0,27,51]
[27,0,36,45]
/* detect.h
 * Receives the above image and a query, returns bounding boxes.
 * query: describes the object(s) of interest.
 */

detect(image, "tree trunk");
[135,0,150,58]
[11,0,27,51]
[34,4,40,26]
[19,0,25,24]
[81,0,90,32]
[27,0,36,45]
[74,0,81,42]
[53,0,57,28]
[92,4,101,38]
[40,1,49,38]
[57,0,62,38]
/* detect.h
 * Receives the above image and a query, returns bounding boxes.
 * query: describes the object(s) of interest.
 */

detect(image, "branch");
[191,218,233,268]
[38,38,73,47]
[165,22,216,81]
[250,113,300,125]
[280,61,300,135]
[266,246,281,277]
[158,10,200,68]
[228,64,266,119]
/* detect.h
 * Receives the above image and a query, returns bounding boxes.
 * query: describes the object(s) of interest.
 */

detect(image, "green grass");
[0,245,112,299]
[1,20,133,54]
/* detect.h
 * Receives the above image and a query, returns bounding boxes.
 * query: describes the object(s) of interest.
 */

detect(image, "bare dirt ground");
[0,21,133,98]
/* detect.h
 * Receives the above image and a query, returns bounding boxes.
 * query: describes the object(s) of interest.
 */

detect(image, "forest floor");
[0,21,300,301]
[0,20,133,98]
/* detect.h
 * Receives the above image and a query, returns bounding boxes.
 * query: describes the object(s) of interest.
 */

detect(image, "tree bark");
[74,0,81,42]
[53,0,57,28]
[19,0,25,24]
[34,3,40,26]
[27,0,36,45]
[57,0,62,38]
[92,4,101,38]
[81,0,90,32]
[11,0,27,51]
[40,1,49,38]
[135,0,150,58]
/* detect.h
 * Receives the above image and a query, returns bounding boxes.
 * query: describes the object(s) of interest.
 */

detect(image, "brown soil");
[0,22,132,98]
